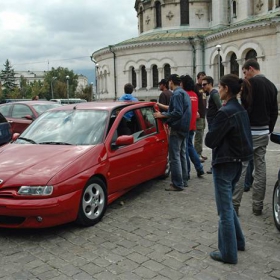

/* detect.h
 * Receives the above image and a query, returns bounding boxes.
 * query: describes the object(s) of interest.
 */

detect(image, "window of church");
[152,65,159,87]
[141,66,147,88]
[232,1,237,18]
[140,7,144,33]
[155,1,162,28]
[276,0,280,7]
[164,64,171,79]
[132,67,137,88]
[268,0,273,10]
[230,53,239,76]
[245,49,257,60]
[180,0,189,25]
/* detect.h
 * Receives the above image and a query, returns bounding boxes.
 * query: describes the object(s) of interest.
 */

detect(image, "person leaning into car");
[153,74,191,191]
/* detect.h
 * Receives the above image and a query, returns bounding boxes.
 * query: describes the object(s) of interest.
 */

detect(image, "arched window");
[232,1,237,18]
[230,53,239,75]
[141,66,147,88]
[155,1,162,28]
[152,65,159,87]
[180,0,189,25]
[164,64,171,79]
[245,49,257,60]
[268,0,273,10]
[131,67,137,88]
[139,7,144,33]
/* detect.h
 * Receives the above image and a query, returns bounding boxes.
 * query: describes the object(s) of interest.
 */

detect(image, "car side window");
[11,104,33,118]
[0,104,12,117]
[139,107,157,136]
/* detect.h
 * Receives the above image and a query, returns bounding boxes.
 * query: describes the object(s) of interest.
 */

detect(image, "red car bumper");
[0,190,82,228]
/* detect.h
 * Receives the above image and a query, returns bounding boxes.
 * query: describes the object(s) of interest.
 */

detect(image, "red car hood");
[0,144,95,186]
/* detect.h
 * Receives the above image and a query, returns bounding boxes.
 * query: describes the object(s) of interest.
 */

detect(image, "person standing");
[118,83,138,121]
[158,79,172,111]
[181,74,204,178]
[194,72,207,162]
[205,74,253,264]
[154,74,191,191]
[202,76,222,174]
[233,59,278,216]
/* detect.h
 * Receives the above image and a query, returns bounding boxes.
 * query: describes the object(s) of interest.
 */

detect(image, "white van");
[50,98,87,105]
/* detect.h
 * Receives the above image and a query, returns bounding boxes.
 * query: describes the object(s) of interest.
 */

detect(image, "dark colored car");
[0,101,169,228]
[270,132,280,230]
[0,112,12,146]
[0,101,62,134]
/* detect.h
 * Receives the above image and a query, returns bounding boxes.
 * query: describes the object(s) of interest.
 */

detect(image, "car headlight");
[18,186,53,196]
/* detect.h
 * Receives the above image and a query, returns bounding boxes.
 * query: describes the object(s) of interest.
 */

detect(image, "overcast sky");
[0,0,138,78]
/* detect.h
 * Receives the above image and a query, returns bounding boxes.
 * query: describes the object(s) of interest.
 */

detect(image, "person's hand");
[153,111,162,119]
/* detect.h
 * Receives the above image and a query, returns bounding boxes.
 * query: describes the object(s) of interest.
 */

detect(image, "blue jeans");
[213,162,245,264]
[169,130,188,189]
[186,130,204,175]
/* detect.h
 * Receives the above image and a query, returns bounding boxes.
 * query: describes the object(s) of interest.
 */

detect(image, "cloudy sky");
[0,0,138,81]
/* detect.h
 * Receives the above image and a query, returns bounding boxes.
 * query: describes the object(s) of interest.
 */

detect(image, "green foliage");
[0,59,17,96]
[76,84,94,101]
[44,67,79,100]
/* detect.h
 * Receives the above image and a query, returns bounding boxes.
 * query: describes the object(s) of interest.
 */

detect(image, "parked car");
[0,101,169,228]
[0,101,62,134]
[0,112,12,146]
[270,132,280,231]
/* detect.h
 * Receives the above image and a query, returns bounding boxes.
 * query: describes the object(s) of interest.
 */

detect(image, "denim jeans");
[169,129,188,189]
[213,162,245,264]
[244,159,254,189]
[186,130,204,175]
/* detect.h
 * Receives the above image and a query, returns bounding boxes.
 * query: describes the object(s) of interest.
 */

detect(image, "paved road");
[1,121,280,280]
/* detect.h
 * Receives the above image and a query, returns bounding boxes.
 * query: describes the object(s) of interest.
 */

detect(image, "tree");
[43,67,79,100]
[0,59,17,97]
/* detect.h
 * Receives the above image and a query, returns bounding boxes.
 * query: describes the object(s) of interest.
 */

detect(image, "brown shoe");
[201,155,208,160]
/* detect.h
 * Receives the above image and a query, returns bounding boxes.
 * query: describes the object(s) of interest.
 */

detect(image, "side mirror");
[12,133,20,141]
[270,132,280,144]
[115,135,134,146]
[23,115,33,120]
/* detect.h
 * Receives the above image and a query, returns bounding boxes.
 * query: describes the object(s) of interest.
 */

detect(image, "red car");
[0,102,169,228]
[0,100,62,134]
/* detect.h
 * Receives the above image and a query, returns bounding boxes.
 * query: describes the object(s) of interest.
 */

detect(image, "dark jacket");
[248,75,278,133]
[205,98,253,166]
[206,88,222,127]
[163,87,191,135]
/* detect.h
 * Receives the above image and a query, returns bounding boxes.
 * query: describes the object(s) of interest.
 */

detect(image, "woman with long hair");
[205,74,253,264]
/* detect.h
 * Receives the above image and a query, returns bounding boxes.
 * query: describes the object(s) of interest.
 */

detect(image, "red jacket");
[185,90,198,131]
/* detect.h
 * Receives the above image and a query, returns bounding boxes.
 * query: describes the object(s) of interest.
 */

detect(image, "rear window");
[0,112,7,123]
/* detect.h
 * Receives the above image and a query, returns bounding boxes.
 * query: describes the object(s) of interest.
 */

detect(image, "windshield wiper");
[39,141,72,145]
[18,137,37,144]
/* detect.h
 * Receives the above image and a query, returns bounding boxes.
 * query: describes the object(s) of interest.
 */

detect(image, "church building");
[91,0,280,101]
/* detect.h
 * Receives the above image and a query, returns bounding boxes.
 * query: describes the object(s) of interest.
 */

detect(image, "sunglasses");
[201,83,208,87]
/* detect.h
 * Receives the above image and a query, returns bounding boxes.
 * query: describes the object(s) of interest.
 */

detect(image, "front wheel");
[272,180,280,231]
[76,177,107,227]
[159,154,170,179]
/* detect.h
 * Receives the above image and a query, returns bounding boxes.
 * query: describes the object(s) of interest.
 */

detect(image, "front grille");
[0,215,25,225]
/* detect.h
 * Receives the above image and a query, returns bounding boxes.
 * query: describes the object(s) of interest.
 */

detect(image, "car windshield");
[32,103,62,115]
[16,109,108,145]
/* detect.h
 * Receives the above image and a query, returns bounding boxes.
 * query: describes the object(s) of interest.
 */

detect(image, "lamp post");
[90,55,99,101]
[51,77,57,99]
[66,75,70,99]
[216,44,221,82]
[95,64,99,100]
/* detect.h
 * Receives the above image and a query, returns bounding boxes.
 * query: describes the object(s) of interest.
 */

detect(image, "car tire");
[76,177,107,227]
[273,180,280,231]
[159,154,170,179]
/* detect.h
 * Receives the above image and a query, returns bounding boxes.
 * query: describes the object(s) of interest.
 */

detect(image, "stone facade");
[92,0,280,101]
